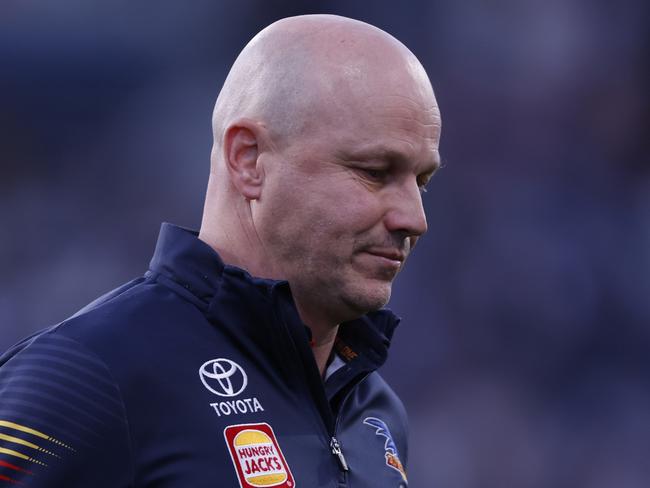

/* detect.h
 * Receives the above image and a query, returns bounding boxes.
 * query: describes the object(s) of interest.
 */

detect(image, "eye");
[364,169,384,179]
[358,167,387,182]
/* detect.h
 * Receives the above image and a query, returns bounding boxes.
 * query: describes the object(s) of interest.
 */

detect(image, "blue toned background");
[1,1,648,485]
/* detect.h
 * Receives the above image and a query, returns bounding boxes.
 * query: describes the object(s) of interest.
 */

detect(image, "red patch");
[224,423,295,488]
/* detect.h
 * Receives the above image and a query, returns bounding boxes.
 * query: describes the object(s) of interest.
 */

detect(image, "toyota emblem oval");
[199,358,248,397]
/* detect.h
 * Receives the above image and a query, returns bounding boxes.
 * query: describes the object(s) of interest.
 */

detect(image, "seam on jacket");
[69,277,147,320]
[153,272,210,311]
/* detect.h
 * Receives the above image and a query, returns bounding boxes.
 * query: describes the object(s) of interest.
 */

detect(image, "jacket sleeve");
[0,329,133,487]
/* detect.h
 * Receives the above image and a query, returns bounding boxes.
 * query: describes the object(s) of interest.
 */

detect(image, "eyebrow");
[340,145,441,174]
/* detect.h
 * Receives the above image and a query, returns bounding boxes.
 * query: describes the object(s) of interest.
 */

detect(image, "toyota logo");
[199,358,248,397]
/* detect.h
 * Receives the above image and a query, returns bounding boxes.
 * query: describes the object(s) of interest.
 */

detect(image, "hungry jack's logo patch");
[224,423,295,488]
[363,417,408,483]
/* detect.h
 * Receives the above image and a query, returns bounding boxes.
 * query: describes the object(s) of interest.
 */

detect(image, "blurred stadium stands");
[1,1,648,485]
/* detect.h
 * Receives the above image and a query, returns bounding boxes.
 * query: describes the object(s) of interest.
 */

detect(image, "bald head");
[210,14,437,170]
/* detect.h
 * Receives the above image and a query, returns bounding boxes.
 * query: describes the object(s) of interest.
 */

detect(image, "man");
[0,14,441,488]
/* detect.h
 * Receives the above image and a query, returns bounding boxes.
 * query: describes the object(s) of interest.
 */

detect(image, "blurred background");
[1,1,648,486]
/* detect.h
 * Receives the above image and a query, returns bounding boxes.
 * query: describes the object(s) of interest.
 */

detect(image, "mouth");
[359,248,406,274]
[364,247,405,262]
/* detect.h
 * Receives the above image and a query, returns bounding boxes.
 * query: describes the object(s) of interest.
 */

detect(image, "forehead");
[287,42,441,169]
[326,89,442,171]
[367,92,440,143]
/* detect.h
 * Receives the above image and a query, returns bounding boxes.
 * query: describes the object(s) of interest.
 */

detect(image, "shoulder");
[48,275,208,364]
[0,273,221,486]
[0,272,209,435]
[0,327,134,486]
[0,327,129,423]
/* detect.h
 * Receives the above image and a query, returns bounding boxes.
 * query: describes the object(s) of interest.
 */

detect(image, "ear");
[223,120,264,200]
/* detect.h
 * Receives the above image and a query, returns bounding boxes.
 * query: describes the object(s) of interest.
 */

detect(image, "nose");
[383,179,428,239]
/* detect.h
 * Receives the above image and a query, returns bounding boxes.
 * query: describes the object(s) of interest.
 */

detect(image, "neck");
[311,333,338,377]
[295,302,340,377]
[199,182,275,279]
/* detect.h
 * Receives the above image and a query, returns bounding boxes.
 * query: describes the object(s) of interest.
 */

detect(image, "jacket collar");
[148,223,400,373]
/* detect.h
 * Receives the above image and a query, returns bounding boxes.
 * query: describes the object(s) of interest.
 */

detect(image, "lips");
[363,248,406,263]
[357,248,406,278]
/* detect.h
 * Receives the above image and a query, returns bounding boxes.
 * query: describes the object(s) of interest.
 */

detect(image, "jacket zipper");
[329,372,371,476]
[330,436,349,472]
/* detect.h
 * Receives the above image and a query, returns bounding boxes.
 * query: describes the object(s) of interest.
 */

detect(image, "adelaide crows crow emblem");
[363,417,408,484]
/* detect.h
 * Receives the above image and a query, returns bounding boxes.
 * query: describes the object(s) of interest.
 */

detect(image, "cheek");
[306,186,378,237]
[259,167,382,259]
[257,184,323,257]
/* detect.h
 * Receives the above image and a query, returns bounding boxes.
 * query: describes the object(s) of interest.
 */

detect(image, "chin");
[341,281,392,318]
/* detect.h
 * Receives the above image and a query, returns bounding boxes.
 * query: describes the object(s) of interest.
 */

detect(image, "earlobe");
[223,121,264,200]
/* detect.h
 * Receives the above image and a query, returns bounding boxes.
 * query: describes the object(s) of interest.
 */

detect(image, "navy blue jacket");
[0,224,409,487]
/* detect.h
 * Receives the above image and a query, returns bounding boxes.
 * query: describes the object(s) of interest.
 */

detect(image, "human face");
[254,73,441,324]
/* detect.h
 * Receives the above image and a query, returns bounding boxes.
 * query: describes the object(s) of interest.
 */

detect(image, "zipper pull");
[330,437,349,472]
